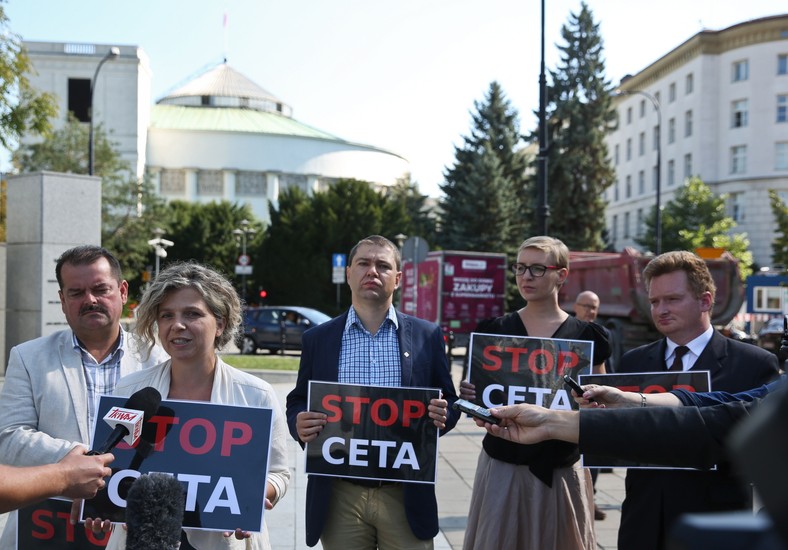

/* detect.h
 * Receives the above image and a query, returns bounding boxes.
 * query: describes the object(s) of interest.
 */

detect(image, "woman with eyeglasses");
[460,236,610,550]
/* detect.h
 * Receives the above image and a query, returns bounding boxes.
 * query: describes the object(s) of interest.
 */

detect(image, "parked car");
[757,317,786,355]
[239,306,332,355]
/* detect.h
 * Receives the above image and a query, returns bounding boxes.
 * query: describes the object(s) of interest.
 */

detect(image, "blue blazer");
[285,310,460,547]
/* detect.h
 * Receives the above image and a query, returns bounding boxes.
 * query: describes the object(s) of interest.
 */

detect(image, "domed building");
[147,62,409,222]
[19,42,410,223]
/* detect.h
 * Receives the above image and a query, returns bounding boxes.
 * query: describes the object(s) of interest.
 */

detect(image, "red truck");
[557,247,744,369]
[399,250,507,352]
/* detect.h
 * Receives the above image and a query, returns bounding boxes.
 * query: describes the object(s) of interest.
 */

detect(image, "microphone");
[89,387,162,455]
[128,405,176,472]
[125,473,184,550]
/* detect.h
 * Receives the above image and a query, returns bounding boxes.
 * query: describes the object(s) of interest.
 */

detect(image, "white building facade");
[21,42,409,224]
[606,15,788,267]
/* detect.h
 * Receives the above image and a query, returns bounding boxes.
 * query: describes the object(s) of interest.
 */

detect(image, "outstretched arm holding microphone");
[0,446,114,513]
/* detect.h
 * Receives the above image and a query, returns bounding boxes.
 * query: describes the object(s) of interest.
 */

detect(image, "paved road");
[0,360,625,549]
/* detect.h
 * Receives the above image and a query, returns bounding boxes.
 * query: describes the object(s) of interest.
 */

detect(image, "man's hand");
[59,446,114,499]
[472,404,581,445]
[295,411,327,443]
[428,397,449,429]
[458,380,475,402]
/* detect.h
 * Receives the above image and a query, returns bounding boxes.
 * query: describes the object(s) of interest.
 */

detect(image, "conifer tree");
[439,81,530,252]
[544,2,616,250]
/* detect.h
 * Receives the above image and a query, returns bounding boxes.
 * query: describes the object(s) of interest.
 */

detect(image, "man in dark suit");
[286,235,459,549]
[615,250,779,550]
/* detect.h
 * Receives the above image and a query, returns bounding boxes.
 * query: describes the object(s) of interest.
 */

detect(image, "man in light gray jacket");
[0,245,167,546]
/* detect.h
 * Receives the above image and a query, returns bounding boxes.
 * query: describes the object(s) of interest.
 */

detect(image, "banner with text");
[17,498,109,549]
[578,371,711,469]
[305,381,439,483]
[81,396,274,533]
[468,332,594,410]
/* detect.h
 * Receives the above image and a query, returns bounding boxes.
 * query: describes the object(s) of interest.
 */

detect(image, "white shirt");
[665,325,714,371]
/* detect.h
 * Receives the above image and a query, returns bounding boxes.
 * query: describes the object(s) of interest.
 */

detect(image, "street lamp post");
[617,89,662,255]
[536,0,550,235]
[147,228,174,279]
[88,47,120,176]
[233,219,256,302]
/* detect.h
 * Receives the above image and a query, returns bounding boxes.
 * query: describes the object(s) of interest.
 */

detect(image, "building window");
[614,144,620,165]
[755,287,783,312]
[197,170,224,195]
[777,142,788,170]
[638,171,645,195]
[160,169,186,194]
[625,175,632,198]
[778,54,788,75]
[668,118,676,144]
[653,125,660,151]
[623,211,630,239]
[626,138,632,161]
[685,73,694,94]
[684,154,692,179]
[684,110,693,137]
[667,159,675,186]
[731,145,747,174]
[778,94,787,123]
[636,208,644,237]
[732,99,749,128]
[626,107,632,124]
[728,192,744,222]
[614,180,620,201]
[639,100,646,118]
[669,82,676,102]
[639,132,645,156]
[67,78,91,123]
[611,214,618,242]
[732,60,749,82]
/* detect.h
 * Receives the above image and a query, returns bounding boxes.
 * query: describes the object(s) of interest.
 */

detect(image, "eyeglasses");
[510,263,561,277]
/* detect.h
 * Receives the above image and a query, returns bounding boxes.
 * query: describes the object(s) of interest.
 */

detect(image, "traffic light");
[259,288,268,299]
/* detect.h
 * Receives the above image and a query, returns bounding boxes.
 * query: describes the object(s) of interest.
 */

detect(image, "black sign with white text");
[468,333,594,410]
[306,382,439,483]
[17,498,109,549]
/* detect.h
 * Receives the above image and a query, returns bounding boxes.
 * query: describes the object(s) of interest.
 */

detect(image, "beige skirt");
[463,451,595,550]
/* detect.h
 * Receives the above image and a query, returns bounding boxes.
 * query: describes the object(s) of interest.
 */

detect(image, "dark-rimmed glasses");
[510,263,560,277]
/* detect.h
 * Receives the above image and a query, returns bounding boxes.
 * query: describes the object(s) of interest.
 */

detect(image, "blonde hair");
[135,262,242,356]
[517,236,570,269]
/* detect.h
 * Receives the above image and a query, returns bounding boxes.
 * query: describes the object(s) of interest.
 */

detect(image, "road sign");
[332,253,347,268]
[235,265,253,275]
[332,267,345,284]
[238,254,250,266]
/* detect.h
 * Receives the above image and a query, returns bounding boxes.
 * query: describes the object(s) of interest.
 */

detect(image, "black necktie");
[669,345,690,371]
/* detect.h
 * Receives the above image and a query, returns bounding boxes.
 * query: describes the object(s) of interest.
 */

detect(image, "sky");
[5,0,788,197]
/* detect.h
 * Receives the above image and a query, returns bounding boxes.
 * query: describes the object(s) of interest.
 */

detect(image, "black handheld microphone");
[89,387,162,455]
[125,473,184,550]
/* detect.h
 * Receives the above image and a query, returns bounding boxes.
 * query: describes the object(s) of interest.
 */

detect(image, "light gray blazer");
[0,328,166,465]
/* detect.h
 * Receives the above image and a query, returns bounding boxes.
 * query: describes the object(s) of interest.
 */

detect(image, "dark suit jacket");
[285,310,460,547]
[615,330,779,550]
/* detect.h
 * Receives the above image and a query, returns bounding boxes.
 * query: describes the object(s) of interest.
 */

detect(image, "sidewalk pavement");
[0,364,626,549]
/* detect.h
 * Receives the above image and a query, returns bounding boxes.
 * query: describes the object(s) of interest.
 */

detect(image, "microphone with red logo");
[89,387,162,455]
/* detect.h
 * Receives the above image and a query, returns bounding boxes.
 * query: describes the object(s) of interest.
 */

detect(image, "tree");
[162,200,262,300]
[11,114,168,292]
[769,189,788,267]
[0,1,57,152]
[637,177,753,277]
[439,81,531,254]
[259,179,416,315]
[543,1,616,250]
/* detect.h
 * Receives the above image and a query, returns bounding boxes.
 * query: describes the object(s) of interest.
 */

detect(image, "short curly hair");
[134,262,242,356]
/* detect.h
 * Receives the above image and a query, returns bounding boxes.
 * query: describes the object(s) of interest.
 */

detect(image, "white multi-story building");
[606,14,788,267]
[20,41,409,223]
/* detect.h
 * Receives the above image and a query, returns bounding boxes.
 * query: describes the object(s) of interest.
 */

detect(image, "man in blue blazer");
[615,251,779,550]
[286,235,459,549]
